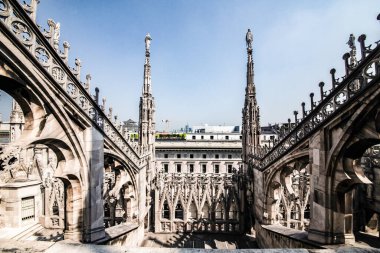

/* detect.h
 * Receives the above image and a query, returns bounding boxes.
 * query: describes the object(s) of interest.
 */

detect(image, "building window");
[304,204,311,219]
[201,136,204,140]
[210,135,214,140]
[240,135,242,140]
[21,197,35,222]
[190,154,194,159]
[164,164,169,173]
[177,154,181,158]
[175,204,184,220]
[202,154,207,159]
[162,202,170,219]
[202,164,207,173]
[176,164,181,173]
[192,135,196,140]
[52,200,59,216]
[228,154,232,159]
[164,154,168,158]
[215,204,224,220]
[214,164,219,173]
[225,136,229,140]
[228,164,233,173]
[189,164,194,173]
[215,154,219,159]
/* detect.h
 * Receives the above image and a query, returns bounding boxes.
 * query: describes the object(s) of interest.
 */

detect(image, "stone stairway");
[0,222,44,241]
[13,223,44,240]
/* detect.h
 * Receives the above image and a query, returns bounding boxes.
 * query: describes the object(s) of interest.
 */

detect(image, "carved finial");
[293,111,298,124]
[310,93,315,110]
[347,34,357,67]
[23,0,40,22]
[101,98,106,111]
[85,74,91,92]
[246,28,253,51]
[342,53,350,75]
[319,82,325,100]
[301,102,306,118]
[347,34,355,48]
[45,19,56,42]
[53,22,61,51]
[95,87,99,106]
[358,34,367,60]
[108,107,113,120]
[74,58,81,79]
[330,68,337,88]
[62,41,70,64]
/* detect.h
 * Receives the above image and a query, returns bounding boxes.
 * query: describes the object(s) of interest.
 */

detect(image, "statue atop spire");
[246,28,253,51]
[145,33,152,53]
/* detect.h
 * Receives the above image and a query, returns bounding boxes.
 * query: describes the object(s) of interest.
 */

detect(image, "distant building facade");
[153,126,244,233]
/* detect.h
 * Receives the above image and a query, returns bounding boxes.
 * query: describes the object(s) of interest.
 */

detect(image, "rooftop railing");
[0,0,145,167]
[252,15,380,170]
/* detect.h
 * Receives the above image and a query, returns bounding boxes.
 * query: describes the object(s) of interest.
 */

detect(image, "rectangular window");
[177,154,181,158]
[21,197,35,222]
[164,154,168,158]
[215,154,219,159]
[176,164,181,173]
[202,154,207,159]
[228,164,233,173]
[214,164,219,173]
[190,154,194,159]
[201,136,204,140]
[240,135,242,140]
[225,136,229,140]
[164,164,169,173]
[192,135,196,140]
[228,154,232,159]
[210,135,214,140]
[202,164,207,173]
[189,164,194,173]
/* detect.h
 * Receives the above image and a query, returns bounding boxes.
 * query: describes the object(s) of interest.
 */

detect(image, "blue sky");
[1,0,379,130]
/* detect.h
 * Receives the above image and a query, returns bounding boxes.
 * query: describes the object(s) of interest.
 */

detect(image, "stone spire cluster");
[242,28,261,170]
[138,33,156,156]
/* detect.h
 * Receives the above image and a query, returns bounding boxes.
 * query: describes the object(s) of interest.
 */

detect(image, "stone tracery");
[154,172,241,233]
[266,160,310,231]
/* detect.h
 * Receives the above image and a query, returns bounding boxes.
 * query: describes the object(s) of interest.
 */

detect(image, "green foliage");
[155,133,187,140]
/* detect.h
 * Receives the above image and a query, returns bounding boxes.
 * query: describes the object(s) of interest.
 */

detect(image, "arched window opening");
[291,205,300,220]
[175,203,184,220]
[189,202,197,220]
[162,201,170,219]
[304,204,310,219]
[215,203,224,220]
[52,199,59,216]
[229,203,238,220]
[104,203,110,217]
[278,202,286,226]
[201,203,210,219]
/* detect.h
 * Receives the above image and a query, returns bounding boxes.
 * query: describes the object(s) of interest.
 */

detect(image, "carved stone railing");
[253,24,380,171]
[0,0,146,167]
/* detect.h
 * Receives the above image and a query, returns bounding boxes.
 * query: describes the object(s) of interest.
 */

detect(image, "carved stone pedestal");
[0,180,42,228]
